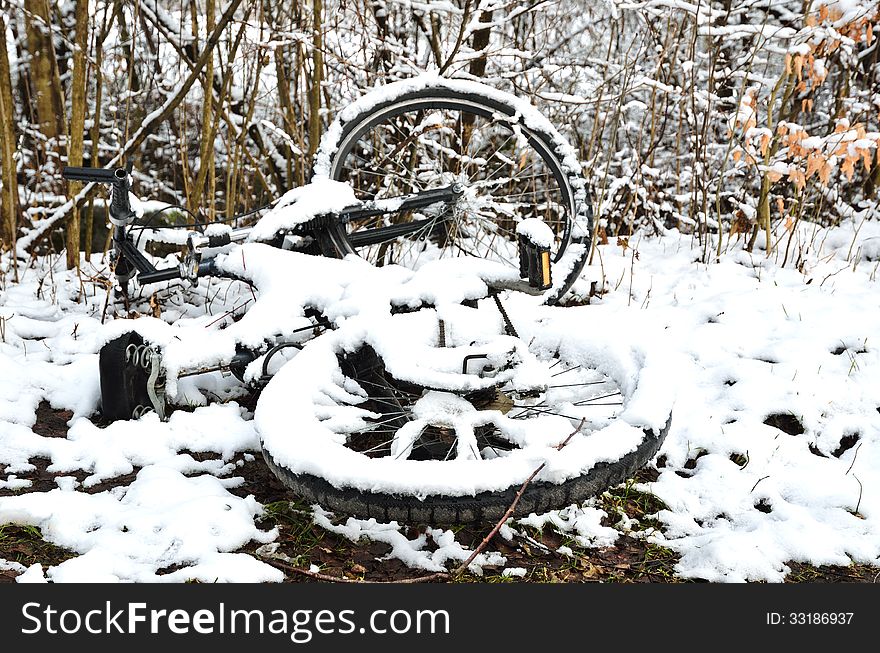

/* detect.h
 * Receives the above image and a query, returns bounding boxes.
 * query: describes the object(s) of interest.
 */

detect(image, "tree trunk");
[66,0,90,270]
[0,12,19,251]
[23,0,64,143]
[307,0,323,160]
[275,45,297,185]
[85,12,108,260]
[468,10,494,79]
[189,0,216,216]
[455,9,493,173]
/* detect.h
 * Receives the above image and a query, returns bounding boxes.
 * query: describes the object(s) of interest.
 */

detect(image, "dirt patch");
[0,456,142,497]
[785,562,879,583]
[0,525,77,583]
[6,405,880,584]
[764,413,805,436]
[32,401,73,438]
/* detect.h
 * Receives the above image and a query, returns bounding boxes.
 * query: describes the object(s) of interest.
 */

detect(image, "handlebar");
[62,166,125,183]
[62,165,136,226]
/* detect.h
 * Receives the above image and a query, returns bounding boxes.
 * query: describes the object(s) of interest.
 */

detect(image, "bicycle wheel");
[315,76,592,304]
[258,308,670,524]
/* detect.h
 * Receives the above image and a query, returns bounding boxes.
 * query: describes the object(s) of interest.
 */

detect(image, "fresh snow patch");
[502,567,527,578]
[3,209,880,582]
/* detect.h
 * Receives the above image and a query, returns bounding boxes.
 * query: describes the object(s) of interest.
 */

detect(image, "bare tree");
[0,9,19,253]
[65,0,89,270]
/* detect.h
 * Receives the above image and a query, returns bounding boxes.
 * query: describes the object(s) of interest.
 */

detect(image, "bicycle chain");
[490,291,519,339]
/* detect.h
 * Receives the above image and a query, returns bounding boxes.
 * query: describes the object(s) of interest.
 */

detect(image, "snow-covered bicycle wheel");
[257,308,670,524]
[314,76,592,305]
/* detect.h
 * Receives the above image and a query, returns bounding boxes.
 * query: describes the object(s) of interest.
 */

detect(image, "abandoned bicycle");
[66,76,671,523]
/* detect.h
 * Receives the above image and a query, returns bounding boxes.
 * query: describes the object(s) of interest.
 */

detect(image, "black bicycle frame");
[62,165,464,287]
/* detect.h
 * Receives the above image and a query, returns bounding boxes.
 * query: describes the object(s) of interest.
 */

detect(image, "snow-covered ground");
[2,216,880,582]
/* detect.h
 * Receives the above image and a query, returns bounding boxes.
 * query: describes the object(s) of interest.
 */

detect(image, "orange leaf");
[806,152,824,178]
[776,197,785,215]
[732,149,743,163]
[861,148,873,172]
[818,162,832,185]
[767,170,783,183]
[841,158,855,181]
[759,133,771,156]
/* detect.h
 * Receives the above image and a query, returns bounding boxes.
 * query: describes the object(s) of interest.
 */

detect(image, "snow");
[247,178,360,242]
[0,557,27,574]
[312,507,505,574]
[516,218,555,248]
[4,208,880,581]
[313,73,587,182]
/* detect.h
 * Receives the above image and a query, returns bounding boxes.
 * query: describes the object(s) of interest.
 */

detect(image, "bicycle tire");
[315,77,593,305]
[262,422,668,525]
[257,309,670,525]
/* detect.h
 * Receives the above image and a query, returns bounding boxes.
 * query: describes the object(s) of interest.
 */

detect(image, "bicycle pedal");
[516,219,553,291]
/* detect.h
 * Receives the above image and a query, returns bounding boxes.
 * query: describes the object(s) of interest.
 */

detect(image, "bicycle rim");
[323,92,577,273]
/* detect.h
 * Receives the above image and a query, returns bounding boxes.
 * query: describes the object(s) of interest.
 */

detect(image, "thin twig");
[845,442,862,475]
[853,474,863,515]
[451,418,586,577]
[258,420,586,583]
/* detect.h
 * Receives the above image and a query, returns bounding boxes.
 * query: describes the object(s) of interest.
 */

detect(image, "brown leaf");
[805,151,824,179]
[149,293,161,319]
[759,133,771,157]
[860,148,873,172]
[788,169,807,191]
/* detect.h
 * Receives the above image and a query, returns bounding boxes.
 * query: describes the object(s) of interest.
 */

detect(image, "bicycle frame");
[62,165,468,289]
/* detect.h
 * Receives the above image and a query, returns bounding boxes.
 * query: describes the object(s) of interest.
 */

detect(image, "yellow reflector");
[541,250,551,288]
